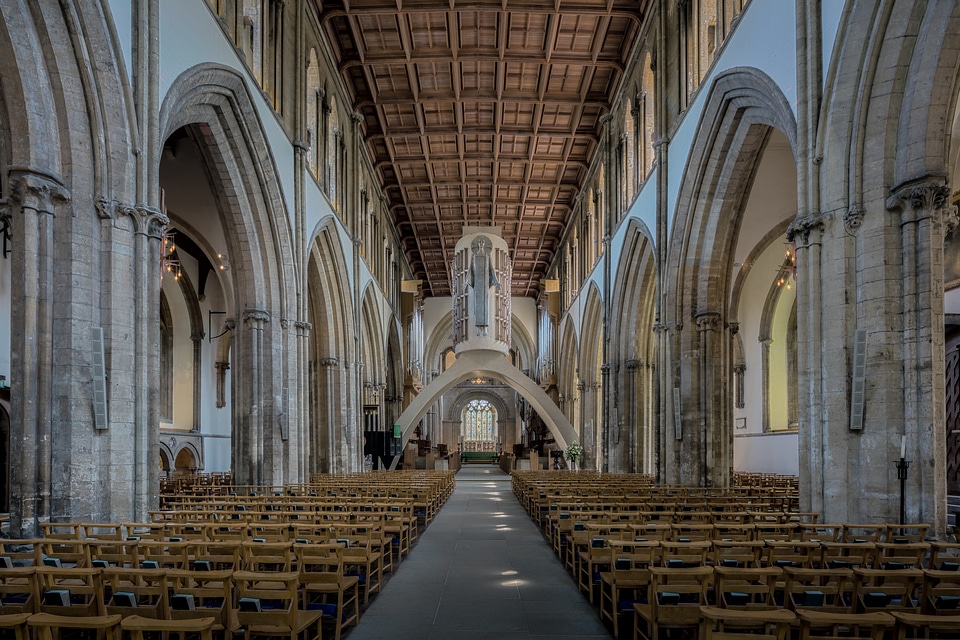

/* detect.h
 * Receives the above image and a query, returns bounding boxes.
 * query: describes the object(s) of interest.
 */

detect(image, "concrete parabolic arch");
[388,349,577,469]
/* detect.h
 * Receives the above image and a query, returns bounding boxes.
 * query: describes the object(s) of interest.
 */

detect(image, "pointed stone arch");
[610,219,658,473]
[558,318,579,432]
[579,284,604,470]
[160,64,299,485]
[663,66,797,487]
[307,220,356,473]
[388,349,577,469]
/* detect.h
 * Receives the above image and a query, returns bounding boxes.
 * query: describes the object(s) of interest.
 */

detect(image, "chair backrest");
[700,604,794,640]
[713,566,782,609]
[101,567,169,619]
[121,613,215,640]
[659,541,711,567]
[241,541,293,572]
[36,566,105,616]
[166,568,234,631]
[783,567,855,613]
[648,566,714,625]
[0,567,39,614]
[232,570,300,631]
[794,608,894,640]
[852,568,923,613]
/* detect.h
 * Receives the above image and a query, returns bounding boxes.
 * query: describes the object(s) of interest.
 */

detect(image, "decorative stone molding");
[843,204,864,232]
[625,359,642,371]
[243,308,270,324]
[887,177,951,225]
[694,311,721,332]
[728,321,740,336]
[786,212,825,246]
[294,320,313,332]
[319,357,339,368]
[9,172,70,214]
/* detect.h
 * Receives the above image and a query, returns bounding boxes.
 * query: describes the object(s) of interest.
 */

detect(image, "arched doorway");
[174,446,199,476]
[460,399,498,453]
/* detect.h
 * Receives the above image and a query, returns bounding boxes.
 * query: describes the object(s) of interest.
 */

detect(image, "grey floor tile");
[343,466,612,639]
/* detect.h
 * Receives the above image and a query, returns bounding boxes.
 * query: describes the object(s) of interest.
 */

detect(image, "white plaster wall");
[665,1,798,232]
[946,287,960,314]
[160,0,295,258]
[735,240,786,435]
[734,431,799,475]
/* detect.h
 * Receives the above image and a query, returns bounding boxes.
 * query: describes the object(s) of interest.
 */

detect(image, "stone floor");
[345,465,611,640]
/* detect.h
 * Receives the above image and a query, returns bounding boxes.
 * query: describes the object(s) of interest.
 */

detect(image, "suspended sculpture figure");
[471,235,500,335]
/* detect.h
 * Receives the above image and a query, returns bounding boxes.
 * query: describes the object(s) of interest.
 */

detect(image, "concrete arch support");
[388,350,577,469]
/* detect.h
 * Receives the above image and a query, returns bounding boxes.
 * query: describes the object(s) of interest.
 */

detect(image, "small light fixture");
[775,241,797,290]
[217,253,230,272]
[162,231,181,282]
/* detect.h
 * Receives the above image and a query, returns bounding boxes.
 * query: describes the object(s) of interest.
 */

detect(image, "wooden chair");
[577,536,613,604]
[713,566,782,610]
[232,571,323,640]
[852,567,923,614]
[711,540,764,568]
[0,613,31,640]
[101,567,169,619]
[929,542,960,571]
[28,612,123,640]
[699,605,794,640]
[296,543,360,640]
[783,567,855,613]
[0,567,39,614]
[890,611,960,639]
[121,614,216,640]
[921,567,960,615]
[764,541,820,569]
[167,568,236,637]
[659,540,711,568]
[599,540,657,637]
[873,542,929,570]
[634,566,713,640]
[794,609,894,640]
[36,566,105,617]
[186,541,242,572]
[819,541,876,570]
[341,539,381,604]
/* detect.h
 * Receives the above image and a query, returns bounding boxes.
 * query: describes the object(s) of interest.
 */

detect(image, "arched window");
[624,96,637,204]
[461,399,497,451]
[305,49,321,178]
[640,51,655,178]
[327,96,340,208]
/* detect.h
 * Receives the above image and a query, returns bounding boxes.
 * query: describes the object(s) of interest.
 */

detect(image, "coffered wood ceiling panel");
[317,0,645,297]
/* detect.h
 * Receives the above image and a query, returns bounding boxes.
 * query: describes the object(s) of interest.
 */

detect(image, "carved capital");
[733,363,746,374]
[243,308,270,324]
[9,172,70,214]
[223,318,237,333]
[626,359,642,371]
[887,176,951,225]
[786,211,825,246]
[294,320,313,332]
[843,204,864,232]
[652,323,669,335]
[728,321,740,336]
[351,112,363,125]
[320,357,339,368]
[694,311,721,332]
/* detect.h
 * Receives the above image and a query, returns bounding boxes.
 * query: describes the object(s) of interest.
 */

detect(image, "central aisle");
[346,466,611,640]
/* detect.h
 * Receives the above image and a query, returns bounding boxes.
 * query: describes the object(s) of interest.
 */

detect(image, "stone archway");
[389,350,577,469]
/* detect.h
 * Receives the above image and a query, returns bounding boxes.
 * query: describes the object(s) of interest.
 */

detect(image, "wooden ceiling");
[317,0,645,297]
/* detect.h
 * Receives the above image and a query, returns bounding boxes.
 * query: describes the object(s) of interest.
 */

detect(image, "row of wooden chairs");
[0,546,369,640]
[0,613,220,640]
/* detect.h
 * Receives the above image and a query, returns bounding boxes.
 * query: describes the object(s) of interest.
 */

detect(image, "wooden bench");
[460,451,499,464]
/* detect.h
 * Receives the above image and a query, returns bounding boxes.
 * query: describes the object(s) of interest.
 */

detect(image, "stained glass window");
[462,399,496,443]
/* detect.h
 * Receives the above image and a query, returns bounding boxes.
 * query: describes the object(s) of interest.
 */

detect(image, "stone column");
[626,359,640,473]
[787,212,825,515]
[128,205,168,518]
[234,308,270,485]
[887,178,952,533]
[320,357,339,473]
[695,311,725,487]
[294,320,312,480]
[8,172,68,537]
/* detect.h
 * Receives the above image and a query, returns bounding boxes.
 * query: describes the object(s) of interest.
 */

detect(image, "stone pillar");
[788,212,825,515]
[695,310,727,487]
[128,205,168,518]
[294,320,312,480]
[626,359,640,473]
[8,172,68,537]
[887,178,952,533]
[319,357,339,473]
[234,308,269,485]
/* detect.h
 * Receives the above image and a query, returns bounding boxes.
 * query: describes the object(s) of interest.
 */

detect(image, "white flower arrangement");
[565,441,583,462]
